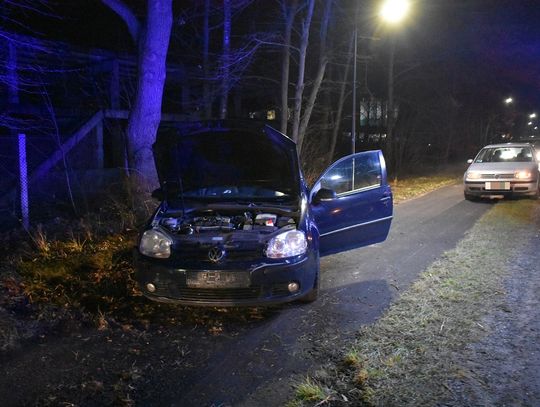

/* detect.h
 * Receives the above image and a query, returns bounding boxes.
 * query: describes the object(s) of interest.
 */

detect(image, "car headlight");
[139,229,172,258]
[514,170,532,179]
[466,171,481,180]
[266,229,307,259]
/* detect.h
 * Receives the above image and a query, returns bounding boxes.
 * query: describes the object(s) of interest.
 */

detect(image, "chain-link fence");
[0,126,125,229]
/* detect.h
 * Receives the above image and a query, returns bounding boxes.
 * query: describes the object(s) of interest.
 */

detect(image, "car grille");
[149,281,294,302]
[172,248,262,262]
[172,287,263,301]
[481,173,515,179]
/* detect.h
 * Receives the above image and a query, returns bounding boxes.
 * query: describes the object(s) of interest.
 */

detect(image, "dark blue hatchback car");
[135,121,393,306]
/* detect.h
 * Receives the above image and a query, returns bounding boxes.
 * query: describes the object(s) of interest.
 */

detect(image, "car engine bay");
[157,208,298,236]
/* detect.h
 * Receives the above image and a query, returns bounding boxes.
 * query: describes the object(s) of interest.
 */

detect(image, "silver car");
[464,143,540,200]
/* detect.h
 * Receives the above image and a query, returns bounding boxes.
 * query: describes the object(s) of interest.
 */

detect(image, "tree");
[102,0,172,186]
[327,33,354,164]
[280,0,332,155]
[279,0,299,134]
[290,0,314,149]
[219,0,232,119]
[296,0,332,153]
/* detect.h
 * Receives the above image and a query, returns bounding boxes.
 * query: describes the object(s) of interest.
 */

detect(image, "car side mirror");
[312,188,337,205]
[467,159,473,164]
[151,188,164,201]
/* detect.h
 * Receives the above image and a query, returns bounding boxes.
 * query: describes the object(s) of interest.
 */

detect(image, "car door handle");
[380,196,392,202]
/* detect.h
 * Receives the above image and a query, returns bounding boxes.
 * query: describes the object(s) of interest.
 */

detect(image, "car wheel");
[298,273,319,303]
[464,192,477,201]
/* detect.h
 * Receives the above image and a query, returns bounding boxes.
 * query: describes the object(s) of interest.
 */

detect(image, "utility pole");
[352,27,357,156]
[386,37,395,166]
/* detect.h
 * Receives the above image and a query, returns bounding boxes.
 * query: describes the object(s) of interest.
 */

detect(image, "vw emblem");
[208,247,225,263]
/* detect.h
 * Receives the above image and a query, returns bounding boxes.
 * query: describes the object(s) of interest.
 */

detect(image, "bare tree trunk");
[129,0,172,185]
[291,0,315,144]
[103,0,172,186]
[203,0,212,119]
[103,0,172,187]
[482,118,492,146]
[279,0,298,134]
[297,61,326,153]
[297,0,332,153]
[219,0,232,119]
[328,34,354,164]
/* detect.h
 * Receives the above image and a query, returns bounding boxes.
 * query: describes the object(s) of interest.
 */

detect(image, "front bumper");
[134,251,318,307]
[464,179,538,197]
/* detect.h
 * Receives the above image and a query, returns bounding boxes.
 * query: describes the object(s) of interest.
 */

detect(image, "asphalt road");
[142,184,492,407]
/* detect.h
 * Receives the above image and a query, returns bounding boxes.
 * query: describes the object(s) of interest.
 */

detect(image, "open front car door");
[310,150,393,256]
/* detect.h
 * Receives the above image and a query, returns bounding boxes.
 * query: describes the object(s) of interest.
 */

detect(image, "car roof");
[517,138,540,146]
[482,142,534,148]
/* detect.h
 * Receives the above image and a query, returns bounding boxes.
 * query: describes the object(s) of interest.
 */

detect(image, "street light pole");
[352,27,357,156]
[379,0,410,172]
[386,37,396,164]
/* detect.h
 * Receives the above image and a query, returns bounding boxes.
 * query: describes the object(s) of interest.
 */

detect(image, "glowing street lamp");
[504,97,513,105]
[529,113,536,119]
[380,0,411,24]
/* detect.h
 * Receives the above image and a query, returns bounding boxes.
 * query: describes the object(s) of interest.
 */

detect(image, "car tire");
[298,273,319,303]
[464,192,477,201]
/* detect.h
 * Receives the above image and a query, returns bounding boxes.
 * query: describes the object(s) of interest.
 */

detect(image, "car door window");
[311,150,392,256]
[319,153,382,195]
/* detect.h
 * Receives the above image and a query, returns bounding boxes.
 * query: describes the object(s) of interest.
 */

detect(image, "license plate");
[485,181,510,190]
[187,271,250,288]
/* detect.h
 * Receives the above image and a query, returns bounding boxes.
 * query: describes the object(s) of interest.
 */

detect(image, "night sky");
[5,0,540,110]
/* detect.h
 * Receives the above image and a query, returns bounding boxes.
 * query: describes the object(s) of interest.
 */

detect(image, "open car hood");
[152,121,301,202]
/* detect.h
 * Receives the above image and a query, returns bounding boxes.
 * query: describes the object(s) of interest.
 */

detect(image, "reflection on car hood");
[152,121,301,201]
[468,162,538,172]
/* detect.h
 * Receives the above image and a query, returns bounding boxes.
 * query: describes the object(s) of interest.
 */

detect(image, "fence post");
[18,133,30,229]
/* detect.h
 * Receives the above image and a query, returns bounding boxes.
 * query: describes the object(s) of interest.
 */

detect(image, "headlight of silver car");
[139,229,172,258]
[514,170,532,179]
[466,171,481,180]
[266,229,307,259]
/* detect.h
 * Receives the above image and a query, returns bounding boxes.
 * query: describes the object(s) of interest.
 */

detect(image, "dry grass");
[292,199,538,406]
[15,231,139,316]
[390,174,461,204]
[287,379,331,407]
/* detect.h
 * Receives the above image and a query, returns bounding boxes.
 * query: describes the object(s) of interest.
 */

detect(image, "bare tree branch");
[101,0,140,43]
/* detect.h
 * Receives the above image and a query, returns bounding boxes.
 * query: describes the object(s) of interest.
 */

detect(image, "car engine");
[159,210,296,235]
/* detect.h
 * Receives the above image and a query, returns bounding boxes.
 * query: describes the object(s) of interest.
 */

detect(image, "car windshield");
[475,147,533,163]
